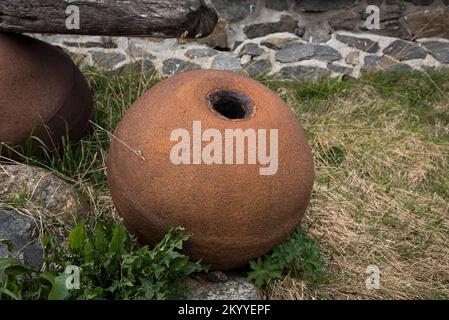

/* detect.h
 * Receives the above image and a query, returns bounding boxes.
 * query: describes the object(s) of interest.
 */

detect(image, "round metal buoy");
[0,32,93,154]
[107,70,314,270]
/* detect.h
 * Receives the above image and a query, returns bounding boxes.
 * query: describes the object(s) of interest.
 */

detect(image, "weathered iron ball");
[0,32,92,154]
[107,70,314,270]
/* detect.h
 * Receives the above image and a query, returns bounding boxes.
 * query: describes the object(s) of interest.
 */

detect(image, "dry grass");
[264,71,449,300]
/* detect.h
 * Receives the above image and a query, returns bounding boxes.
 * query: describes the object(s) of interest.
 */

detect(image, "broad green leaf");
[108,225,127,254]
[41,272,70,300]
[94,223,108,253]
[68,222,86,252]
[0,217,203,300]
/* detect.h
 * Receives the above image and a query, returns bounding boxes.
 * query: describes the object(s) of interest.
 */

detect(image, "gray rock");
[189,274,260,300]
[211,54,242,72]
[232,41,244,50]
[363,55,393,72]
[276,65,331,81]
[276,43,341,63]
[345,51,360,65]
[162,58,201,75]
[0,209,43,271]
[116,59,155,75]
[328,63,353,75]
[0,165,88,222]
[238,43,265,57]
[198,20,229,50]
[363,55,413,73]
[315,45,342,62]
[91,51,126,69]
[293,0,357,12]
[211,0,257,22]
[185,48,218,59]
[376,3,406,20]
[127,43,156,60]
[401,9,449,39]
[275,42,315,63]
[370,4,409,39]
[383,40,427,61]
[385,63,413,72]
[260,36,299,49]
[328,9,361,31]
[244,15,298,39]
[206,271,228,283]
[240,54,252,65]
[266,0,290,11]
[296,25,306,38]
[362,4,404,25]
[336,35,380,53]
[243,59,272,77]
[302,20,332,43]
[422,41,449,64]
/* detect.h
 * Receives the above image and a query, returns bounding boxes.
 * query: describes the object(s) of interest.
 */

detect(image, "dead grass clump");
[267,72,449,300]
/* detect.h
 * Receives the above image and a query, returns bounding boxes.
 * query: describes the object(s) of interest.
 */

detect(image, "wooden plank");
[0,0,218,38]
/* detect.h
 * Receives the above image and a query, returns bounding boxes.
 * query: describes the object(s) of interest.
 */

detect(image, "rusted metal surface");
[107,70,314,270]
[0,32,93,153]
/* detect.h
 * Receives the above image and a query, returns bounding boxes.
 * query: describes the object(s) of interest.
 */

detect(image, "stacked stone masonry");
[33,0,449,80]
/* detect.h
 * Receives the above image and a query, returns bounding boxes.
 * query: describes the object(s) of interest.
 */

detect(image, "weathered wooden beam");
[0,0,218,38]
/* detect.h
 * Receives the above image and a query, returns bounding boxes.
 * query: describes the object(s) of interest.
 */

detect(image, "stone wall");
[33,0,449,80]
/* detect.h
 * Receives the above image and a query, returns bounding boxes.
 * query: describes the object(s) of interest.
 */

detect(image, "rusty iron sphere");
[107,69,314,270]
[0,32,93,154]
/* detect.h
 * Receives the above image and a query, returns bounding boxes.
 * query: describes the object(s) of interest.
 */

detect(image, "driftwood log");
[0,0,218,38]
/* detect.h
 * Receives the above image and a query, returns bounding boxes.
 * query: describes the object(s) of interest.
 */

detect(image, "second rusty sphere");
[0,32,93,153]
[107,70,314,270]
